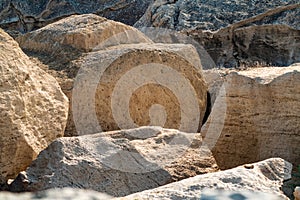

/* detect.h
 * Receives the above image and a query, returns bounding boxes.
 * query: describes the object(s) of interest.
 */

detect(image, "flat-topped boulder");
[10,127,218,196]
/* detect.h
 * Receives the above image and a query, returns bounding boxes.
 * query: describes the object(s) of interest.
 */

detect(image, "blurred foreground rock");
[118,158,291,199]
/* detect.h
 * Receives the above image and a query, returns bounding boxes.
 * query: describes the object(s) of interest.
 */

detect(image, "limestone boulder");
[72,43,207,136]
[17,15,207,136]
[10,127,218,196]
[16,14,152,54]
[118,158,292,200]
[202,64,300,170]
[0,29,68,184]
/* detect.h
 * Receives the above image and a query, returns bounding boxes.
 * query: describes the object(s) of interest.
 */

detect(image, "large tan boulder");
[16,14,152,54]
[118,158,292,200]
[202,64,300,169]
[73,43,208,136]
[0,29,69,184]
[10,127,218,196]
[16,15,208,136]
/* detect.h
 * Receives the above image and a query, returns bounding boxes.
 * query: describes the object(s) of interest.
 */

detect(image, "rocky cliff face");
[135,0,300,31]
[0,0,152,36]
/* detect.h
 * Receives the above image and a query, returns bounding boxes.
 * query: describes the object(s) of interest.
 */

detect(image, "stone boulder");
[10,127,218,196]
[17,15,208,136]
[0,188,112,200]
[118,158,292,200]
[202,64,300,170]
[135,0,300,31]
[0,0,152,36]
[72,43,207,136]
[16,14,152,54]
[0,29,68,184]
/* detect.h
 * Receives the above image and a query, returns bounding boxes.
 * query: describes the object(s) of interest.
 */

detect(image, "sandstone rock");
[0,0,152,36]
[17,16,208,136]
[135,0,300,31]
[10,127,218,196]
[0,29,69,184]
[202,64,300,170]
[0,188,112,200]
[72,43,207,136]
[118,158,292,200]
[16,14,152,54]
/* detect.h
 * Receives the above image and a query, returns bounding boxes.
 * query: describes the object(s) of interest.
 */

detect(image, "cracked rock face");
[135,0,300,31]
[0,0,152,36]
[202,64,300,170]
[9,127,218,196]
[118,158,292,200]
[0,28,69,184]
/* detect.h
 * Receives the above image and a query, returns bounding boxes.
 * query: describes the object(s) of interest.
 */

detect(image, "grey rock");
[135,0,300,31]
[118,158,292,200]
[0,0,153,36]
[9,127,218,196]
[0,188,112,200]
[191,24,300,67]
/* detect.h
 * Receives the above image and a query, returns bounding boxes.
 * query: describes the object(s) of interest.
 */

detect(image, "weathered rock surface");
[16,14,152,54]
[0,0,152,36]
[191,24,300,67]
[0,188,112,200]
[73,43,207,136]
[136,1,300,67]
[117,158,292,200]
[202,64,300,170]
[0,29,68,184]
[136,0,300,31]
[10,127,218,196]
[17,15,208,136]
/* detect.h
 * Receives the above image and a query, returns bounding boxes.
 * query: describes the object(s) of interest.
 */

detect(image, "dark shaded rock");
[0,0,152,36]
[135,0,300,31]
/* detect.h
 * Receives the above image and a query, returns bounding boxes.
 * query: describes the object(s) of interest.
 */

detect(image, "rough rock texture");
[136,1,300,67]
[0,188,112,200]
[191,24,300,67]
[16,14,152,54]
[17,15,207,136]
[0,29,68,184]
[73,43,207,136]
[118,158,292,200]
[0,0,152,36]
[201,64,300,170]
[9,127,218,196]
[135,0,300,31]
